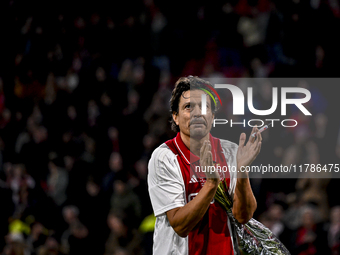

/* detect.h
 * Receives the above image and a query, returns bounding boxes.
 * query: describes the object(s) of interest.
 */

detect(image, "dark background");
[1,0,340,254]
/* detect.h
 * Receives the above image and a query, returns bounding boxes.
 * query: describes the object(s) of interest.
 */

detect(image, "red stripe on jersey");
[165,133,234,255]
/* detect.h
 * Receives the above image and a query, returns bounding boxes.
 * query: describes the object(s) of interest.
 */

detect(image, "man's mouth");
[190,120,206,126]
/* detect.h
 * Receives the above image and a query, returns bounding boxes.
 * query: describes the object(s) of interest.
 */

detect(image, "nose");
[191,104,203,118]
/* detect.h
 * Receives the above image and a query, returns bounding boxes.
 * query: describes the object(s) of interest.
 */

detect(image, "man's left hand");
[236,126,262,173]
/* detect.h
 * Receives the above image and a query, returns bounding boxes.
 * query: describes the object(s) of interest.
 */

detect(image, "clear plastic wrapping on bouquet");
[215,179,291,255]
[227,211,291,255]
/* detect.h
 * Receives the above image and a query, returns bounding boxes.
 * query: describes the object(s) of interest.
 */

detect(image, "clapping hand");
[237,126,262,175]
[200,140,220,182]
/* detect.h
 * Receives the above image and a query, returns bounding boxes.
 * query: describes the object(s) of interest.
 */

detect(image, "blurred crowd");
[1,0,340,254]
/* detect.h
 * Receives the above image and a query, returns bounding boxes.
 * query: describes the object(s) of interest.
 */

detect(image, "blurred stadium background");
[1,0,340,254]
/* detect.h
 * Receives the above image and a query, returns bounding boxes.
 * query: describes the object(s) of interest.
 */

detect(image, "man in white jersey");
[148,76,261,255]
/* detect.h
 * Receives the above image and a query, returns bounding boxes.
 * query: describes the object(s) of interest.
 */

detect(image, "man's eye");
[185,104,191,109]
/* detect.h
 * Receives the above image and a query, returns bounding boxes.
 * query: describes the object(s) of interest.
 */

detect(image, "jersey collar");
[174,132,217,165]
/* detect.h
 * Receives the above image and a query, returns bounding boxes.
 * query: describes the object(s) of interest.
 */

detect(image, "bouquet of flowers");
[215,179,291,255]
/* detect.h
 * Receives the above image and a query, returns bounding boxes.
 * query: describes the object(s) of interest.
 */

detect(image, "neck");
[180,132,210,156]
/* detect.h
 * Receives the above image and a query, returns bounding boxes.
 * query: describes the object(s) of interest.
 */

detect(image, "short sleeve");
[148,144,186,217]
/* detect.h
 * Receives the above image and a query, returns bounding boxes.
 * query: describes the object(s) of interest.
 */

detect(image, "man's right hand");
[167,139,220,237]
[200,140,220,182]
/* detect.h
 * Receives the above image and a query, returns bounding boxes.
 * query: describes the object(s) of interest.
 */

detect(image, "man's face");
[173,89,214,140]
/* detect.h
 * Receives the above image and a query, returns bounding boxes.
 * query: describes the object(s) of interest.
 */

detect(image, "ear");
[172,112,179,126]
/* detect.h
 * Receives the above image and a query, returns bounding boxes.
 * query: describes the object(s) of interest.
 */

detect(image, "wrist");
[237,164,249,178]
[237,170,249,178]
[205,178,220,187]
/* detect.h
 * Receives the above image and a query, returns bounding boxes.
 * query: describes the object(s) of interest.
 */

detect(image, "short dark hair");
[169,76,219,133]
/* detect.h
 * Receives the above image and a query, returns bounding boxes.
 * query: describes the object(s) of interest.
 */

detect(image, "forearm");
[232,172,257,224]
[166,180,218,237]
